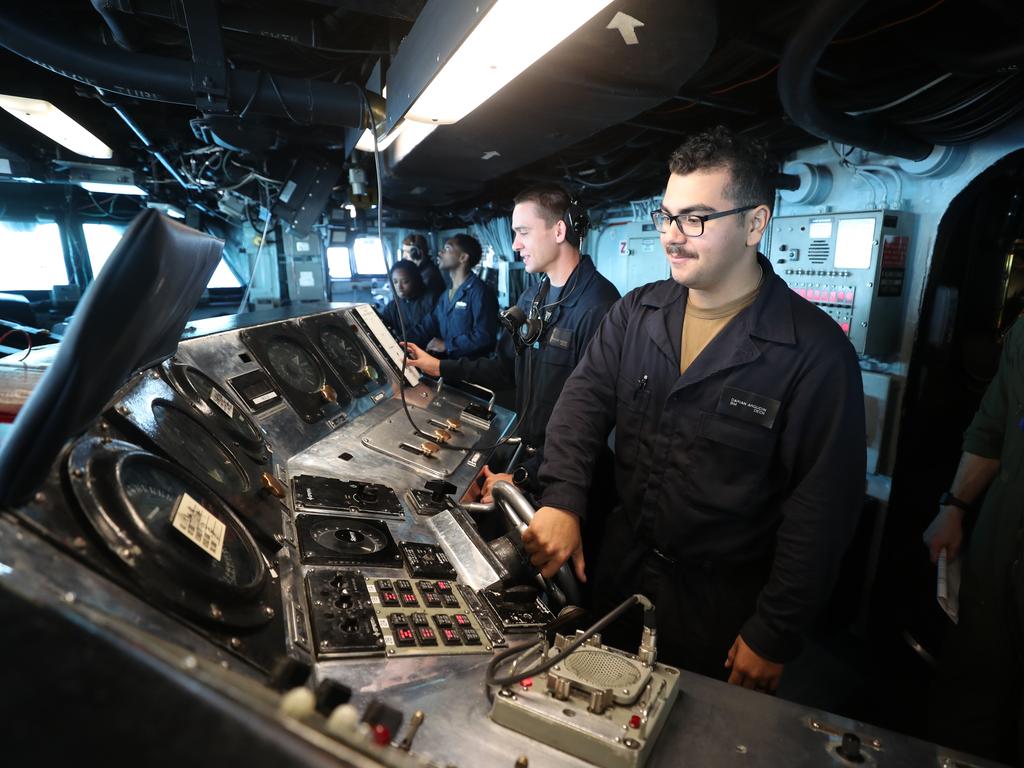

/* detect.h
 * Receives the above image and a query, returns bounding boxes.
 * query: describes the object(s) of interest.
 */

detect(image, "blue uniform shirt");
[407,272,498,359]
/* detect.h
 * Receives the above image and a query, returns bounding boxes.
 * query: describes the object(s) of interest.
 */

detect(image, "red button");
[521,677,533,689]
[372,724,391,746]
[629,715,641,729]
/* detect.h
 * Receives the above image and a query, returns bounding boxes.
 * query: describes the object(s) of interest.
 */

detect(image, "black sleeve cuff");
[739,613,801,664]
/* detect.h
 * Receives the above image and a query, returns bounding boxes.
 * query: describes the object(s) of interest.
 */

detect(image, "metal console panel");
[489,648,680,768]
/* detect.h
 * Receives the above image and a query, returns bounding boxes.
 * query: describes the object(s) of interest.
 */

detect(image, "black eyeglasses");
[650,205,758,237]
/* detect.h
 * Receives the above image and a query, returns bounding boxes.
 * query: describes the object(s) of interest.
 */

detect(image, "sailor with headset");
[401,183,620,501]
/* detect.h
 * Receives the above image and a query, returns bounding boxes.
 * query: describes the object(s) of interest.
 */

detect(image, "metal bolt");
[514,757,528,768]
[321,640,329,648]
[117,404,130,415]
[71,537,86,549]
[210,604,223,620]
[182,655,198,670]
[264,606,275,618]
[736,745,748,754]
[230,637,241,649]
[62,591,76,604]
[34,492,45,504]
[72,468,84,478]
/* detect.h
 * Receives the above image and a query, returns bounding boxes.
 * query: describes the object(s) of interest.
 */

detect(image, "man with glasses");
[523,126,866,692]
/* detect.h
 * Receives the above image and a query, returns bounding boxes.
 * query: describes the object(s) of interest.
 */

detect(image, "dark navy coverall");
[407,272,498,359]
[440,255,620,486]
[538,255,866,675]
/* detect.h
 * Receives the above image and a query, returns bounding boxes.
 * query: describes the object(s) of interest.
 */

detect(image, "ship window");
[0,219,68,291]
[83,221,127,277]
[327,246,352,279]
[353,237,388,276]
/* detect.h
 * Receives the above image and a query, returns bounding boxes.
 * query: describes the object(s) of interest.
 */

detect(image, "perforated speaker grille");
[563,649,641,688]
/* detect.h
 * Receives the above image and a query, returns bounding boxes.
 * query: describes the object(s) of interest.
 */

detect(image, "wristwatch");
[512,466,529,488]
[939,491,972,513]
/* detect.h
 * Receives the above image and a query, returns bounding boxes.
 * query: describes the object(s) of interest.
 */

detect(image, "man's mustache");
[665,244,697,258]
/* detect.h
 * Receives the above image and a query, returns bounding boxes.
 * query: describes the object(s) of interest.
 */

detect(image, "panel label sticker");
[209,387,235,419]
[171,493,226,561]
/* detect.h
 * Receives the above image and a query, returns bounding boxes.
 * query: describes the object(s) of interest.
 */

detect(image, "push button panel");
[373,577,497,656]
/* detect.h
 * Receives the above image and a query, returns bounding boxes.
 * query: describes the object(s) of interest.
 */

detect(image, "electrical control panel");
[305,569,498,658]
[767,210,910,355]
[489,633,681,768]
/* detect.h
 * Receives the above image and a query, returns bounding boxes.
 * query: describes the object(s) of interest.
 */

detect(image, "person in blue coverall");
[401,184,620,500]
[404,233,498,359]
[379,259,435,334]
[522,126,866,692]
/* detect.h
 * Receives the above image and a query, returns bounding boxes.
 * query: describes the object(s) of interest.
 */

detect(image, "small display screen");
[808,219,833,239]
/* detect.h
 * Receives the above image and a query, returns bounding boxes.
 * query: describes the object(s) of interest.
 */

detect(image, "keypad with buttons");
[376,578,497,655]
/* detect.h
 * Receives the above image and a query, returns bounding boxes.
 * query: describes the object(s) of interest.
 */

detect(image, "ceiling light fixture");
[403,0,614,125]
[0,94,113,159]
[355,119,407,153]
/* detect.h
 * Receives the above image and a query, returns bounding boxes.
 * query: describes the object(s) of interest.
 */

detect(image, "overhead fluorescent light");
[0,94,113,159]
[389,121,437,164]
[404,0,614,125]
[147,201,186,219]
[355,119,407,153]
[60,161,148,196]
[80,181,148,196]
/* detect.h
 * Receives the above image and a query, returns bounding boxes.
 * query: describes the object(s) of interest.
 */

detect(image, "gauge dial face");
[151,402,248,494]
[319,325,365,375]
[178,365,263,445]
[310,519,388,555]
[264,337,323,394]
[319,325,380,384]
[119,457,261,589]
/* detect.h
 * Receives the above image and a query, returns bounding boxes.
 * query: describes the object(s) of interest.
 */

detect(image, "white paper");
[171,493,226,562]
[937,548,961,624]
[209,387,234,419]
[298,270,315,287]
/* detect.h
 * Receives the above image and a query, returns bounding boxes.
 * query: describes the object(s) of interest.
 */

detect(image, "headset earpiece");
[563,197,589,247]
[500,279,550,351]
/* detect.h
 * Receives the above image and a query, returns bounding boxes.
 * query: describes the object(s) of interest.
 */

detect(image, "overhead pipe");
[777,0,934,161]
[90,0,138,51]
[97,90,195,190]
[0,11,367,129]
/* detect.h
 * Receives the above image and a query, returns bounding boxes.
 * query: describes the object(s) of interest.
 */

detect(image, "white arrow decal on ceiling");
[606,11,644,46]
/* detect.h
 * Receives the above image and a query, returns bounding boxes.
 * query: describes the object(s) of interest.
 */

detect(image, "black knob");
[424,479,456,501]
[315,678,353,715]
[266,656,312,692]
[838,733,863,762]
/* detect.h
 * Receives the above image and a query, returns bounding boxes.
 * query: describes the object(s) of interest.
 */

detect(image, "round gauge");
[167,363,266,456]
[310,519,388,555]
[151,401,249,495]
[319,324,365,375]
[319,324,381,385]
[264,336,323,394]
[66,437,273,629]
[120,457,263,591]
